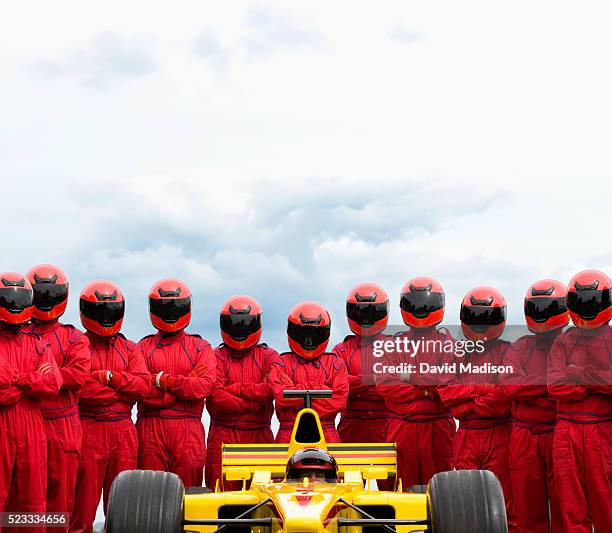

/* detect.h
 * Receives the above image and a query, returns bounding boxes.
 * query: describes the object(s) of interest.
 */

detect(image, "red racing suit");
[376,328,455,490]
[26,321,90,525]
[0,326,62,533]
[437,339,516,531]
[69,332,149,533]
[269,351,348,443]
[501,333,561,533]
[136,330,216,487]
[547,325,612,533]
[333,334,388,443]
[205,343,278,490]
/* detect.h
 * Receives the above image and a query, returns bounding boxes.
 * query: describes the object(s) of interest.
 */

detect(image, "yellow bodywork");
[184,409,429,533]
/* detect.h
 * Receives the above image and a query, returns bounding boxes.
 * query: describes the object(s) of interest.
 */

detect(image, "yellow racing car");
[106,391,508,533]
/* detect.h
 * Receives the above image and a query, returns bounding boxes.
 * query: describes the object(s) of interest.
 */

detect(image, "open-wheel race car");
[106,391,508,533]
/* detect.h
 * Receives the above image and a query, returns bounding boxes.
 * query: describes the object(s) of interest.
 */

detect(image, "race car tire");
[407,485,428,494]
[428,469,507,533]
[107,470,184,533]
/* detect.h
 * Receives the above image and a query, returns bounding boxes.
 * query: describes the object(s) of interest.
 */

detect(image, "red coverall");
[377,329,455,490]
[136,331,216,487]
[269,351,349,443]
[548,325,612,532]
[26,321,90,524]
[69,332,149,533]
[205,343,278,490]
[501,333,561,533]
[333,334,388,443]
[0,327,62,533]
[438,339,516,530]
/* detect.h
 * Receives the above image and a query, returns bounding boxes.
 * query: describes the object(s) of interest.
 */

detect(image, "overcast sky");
[2,1,611,352]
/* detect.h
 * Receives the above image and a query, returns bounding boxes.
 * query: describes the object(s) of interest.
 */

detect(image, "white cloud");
[29,32,157,89]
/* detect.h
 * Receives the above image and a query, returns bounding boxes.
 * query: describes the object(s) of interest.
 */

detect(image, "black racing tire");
[106,470,184,533]
[185,486,213,495]
[407,484,428,494]
[428,470,507,533]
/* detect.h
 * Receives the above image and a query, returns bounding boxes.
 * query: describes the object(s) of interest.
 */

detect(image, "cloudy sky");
[2,1,611,351]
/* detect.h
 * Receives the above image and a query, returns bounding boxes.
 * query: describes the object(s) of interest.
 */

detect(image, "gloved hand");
[154,371,177,391]
[91,370,110,385]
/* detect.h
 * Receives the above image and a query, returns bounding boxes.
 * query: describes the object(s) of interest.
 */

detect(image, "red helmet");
[346,283,389,337]
[286,447,338,482]
[400,277,445,328]
[0,273,34,325]
[567,269,612,329]
[460,286,506,342]
[26,264,69,322]
[524,279,569,334]
[287,301,331,359]
[149,278,191,333]
[220,295,262,350]
[79,281,125,337]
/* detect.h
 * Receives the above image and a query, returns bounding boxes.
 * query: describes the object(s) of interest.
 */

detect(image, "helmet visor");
[525,297,567,323]
[149,297,191,324]
[346,301,388,326]
[567,289,611,320]
[287,321,331,350]
[400,291,445,318]
[0,288,33,313]
[220,313,261,341]
[80,300,125,327]
[460,305,506,327]
[33,283,68,311]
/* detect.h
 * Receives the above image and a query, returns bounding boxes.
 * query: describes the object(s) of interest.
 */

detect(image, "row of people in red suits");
[0,265,610,533]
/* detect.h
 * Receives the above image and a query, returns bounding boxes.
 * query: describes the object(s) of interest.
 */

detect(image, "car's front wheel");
[106,470,184,533]
[428,469,507,533]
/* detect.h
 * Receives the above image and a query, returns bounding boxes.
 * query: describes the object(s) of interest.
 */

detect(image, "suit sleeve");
[207,351,249,416]
[547,337,588,401]
[15,341,62,398]
[0,358,11,389]
[332,342,373,397]
[167,340,216,400]
[311,358,349,420]
[584,366,612,395]
[59,330,91,391]
[437,361,479,418]
[240,348,278,402]
[110,342,151,402]
[79,378,121,406]
[500,343,548,400]
[269,355,318,408]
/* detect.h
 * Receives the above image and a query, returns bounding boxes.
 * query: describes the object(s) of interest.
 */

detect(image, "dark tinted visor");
[346,301,388,326]
[80,299,125,327]
[460,305,506,326]
[400,291,445,318]
[287,321,331,350]
[525,297,567,323]
[567,289,611,320]
[149,297,191,324]
[220,313,261,340]
[0,288,33,313]
[32,283,68,311]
